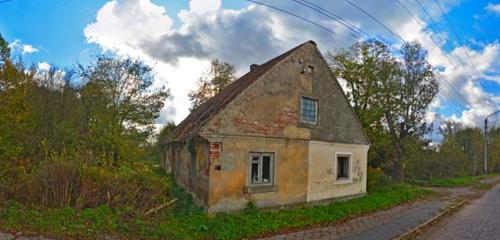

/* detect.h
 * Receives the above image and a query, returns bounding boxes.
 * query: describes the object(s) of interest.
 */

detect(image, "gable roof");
[172,41,315,141]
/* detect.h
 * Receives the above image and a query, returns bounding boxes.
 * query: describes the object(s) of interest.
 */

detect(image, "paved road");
[260,200,449,240]
[421,183,500,240]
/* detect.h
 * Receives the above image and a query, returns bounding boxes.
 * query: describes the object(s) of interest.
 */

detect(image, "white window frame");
[300,96,318,124]
[248,152,274,186]
[334,152,353,184]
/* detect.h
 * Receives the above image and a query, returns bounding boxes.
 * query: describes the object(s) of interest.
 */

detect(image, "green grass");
[0,183,431,240]
[411,174,498,188]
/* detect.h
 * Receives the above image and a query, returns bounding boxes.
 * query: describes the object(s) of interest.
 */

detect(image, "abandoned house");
[162,40,370,212]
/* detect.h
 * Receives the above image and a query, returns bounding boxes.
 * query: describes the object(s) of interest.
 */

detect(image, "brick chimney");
[250,64,260,71]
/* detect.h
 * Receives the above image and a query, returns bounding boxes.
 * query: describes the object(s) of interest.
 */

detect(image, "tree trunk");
[385,110,406,182]
[392,149,405,182]
[113,150,119,166]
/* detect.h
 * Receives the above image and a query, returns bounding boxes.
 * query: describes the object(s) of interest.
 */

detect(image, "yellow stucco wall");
[307,141,369,202]
[203,135,309,212]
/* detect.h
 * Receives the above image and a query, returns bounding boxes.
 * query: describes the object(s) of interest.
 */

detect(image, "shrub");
[367,167,392,191]
[78,163,171,214]
[35,156,81,207]
[0,158,38,203]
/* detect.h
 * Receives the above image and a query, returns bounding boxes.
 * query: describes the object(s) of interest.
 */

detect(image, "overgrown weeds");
[0,155,171,215]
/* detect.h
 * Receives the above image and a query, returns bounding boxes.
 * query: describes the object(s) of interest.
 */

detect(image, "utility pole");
[484,110,500,175]
[484,118,488,175]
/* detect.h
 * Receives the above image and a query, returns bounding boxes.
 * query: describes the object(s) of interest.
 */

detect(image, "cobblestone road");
[420,183,500,240]
[260,199,449,240]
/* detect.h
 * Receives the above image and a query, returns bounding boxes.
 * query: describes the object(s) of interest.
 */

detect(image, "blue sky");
[0,0,247,66]
[1,0,499,126]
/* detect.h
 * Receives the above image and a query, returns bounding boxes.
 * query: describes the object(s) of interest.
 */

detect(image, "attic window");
[301,97,318,124]
[308,65,314,74]
[301,65,315,74]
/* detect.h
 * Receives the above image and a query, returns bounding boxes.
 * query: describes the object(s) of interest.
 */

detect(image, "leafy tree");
[0,34,35,160]
[188,59,235,110]
[328,40,398,131]
[148,122,176,162]
[29,68,84,157]
[439,119,462,141]
[486,127,500,173]
[329,40,399,173]
[330,40,438,182]
[0,33,10,63]
[383,42,438,182]
[157,122,176,143]
[455,127,484,175]
[78,56,169,165]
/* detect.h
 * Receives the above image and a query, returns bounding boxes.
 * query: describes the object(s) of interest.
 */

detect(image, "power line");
[392,0,478,110]
[392,0,493,114]
[246,0,483,123]
[294,0,482,120]
[343,0,406,42]
[245,0,338,37]
[340,0,483,116]
[297,0,484,123]
[414,0,474,78]
[341,0,473,107]
[434,0,498,110]
[412,0,493,109]
[432,0,486,94]
[292,0,364,40]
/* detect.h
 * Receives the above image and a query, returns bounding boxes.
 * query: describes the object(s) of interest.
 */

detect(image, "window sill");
[298,121,321,129]
[245,185,278,193]
[334,178,352,185]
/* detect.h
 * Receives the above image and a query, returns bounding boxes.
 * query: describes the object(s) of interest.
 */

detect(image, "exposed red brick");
[232,107,299,136]
[209,142,222,161]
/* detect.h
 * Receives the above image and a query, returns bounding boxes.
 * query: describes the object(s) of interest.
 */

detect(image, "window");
[301,97,318,124]
[337,155,350,179]
[249,153,274,185]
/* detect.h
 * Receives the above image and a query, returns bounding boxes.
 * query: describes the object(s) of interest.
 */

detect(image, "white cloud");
[486,3,500,14]
[37,62,51,71]
[84,0,173,58]
[187,0,221,14]
[8,39,39,55]
[84,0,499,128]
[22,44,38,55]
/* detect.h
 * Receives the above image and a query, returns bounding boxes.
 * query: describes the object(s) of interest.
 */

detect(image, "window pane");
[251,162,259,183]
[337,156,349,178]
[262,155,271,183]
[301,97,317,123]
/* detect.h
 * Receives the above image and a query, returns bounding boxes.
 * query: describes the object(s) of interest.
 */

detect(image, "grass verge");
[410,174,498,188]
[0,183,431,240]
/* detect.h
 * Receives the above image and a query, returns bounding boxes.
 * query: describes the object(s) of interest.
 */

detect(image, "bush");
[36,157,81,207]
[78,163,171,214]
[0,158,38,203]
[367,167,392,191]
